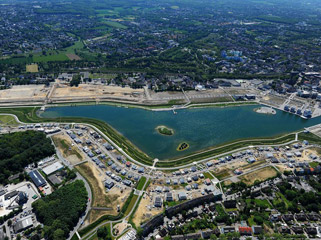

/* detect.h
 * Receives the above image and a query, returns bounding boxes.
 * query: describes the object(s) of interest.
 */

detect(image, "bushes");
[97,225,111,240]
[32,180,88,240]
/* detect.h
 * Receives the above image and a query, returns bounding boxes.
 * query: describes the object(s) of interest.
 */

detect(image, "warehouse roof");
[42,162,64,176]
[28,170,46,187]
[14,216,33,233]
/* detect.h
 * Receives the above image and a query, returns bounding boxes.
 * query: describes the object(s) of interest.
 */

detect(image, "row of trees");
[0,131,55,184]
[32,180,88,240]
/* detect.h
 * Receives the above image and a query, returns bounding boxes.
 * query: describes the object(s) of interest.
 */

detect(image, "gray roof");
[14,216,33,233]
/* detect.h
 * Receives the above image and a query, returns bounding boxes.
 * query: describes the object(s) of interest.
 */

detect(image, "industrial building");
[42,162,64,176]
[28,170,46,188]
[13,216,33,233]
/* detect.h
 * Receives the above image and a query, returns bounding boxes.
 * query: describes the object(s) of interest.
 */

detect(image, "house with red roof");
[239,226,252,236]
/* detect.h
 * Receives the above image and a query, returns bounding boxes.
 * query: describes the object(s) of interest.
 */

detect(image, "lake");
[41,104,321,159]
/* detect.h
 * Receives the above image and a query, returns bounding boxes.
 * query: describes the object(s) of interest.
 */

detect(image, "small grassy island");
[177,142,189,151]
[156,125,174,136]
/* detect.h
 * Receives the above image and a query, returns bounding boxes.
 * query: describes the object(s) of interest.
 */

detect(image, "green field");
[124,194,138,216]
[103,21,127,29]
[203,172,214,180]
[136,176,147,191]
[0,115,19,125]
[33,53,69,62]
[246,199,272,209]
[309,161,319,168]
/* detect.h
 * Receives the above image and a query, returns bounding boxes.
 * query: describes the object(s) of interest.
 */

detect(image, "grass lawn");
[124,194,138,216]
[0,114,19,125]
[246,199,272,208]
[273,192,292,209]
[309,161,319,168]
[136,176,147,190]
[213,169,231,180]
[164,201,184,207]
[248,215,256,226]
[103,21,127,29]
[203,172,214,179]
[225,208,238,212]
[33,53,69,62]
[298,132,321,145]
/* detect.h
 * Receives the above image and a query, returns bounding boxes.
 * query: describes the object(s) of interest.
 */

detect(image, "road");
[50,132,93,240]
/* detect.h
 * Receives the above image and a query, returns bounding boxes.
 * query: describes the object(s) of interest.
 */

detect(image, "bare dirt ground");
[132,192,163,227]
[113,222,131,236]
[223,179,234,185]
[26,64,39,72]
[51,84,144,101]
[240,167,278,185]
[86,209,114,225]
[261,95,286,107]
[276,164,292,173]
[0,85,48,101]
[296,149,318,162]
[213,160,248,180]
[66,53,81,60]
[77,162,130,225]
[51,134,84,165]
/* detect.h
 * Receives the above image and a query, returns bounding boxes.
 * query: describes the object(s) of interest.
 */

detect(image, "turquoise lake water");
[41,105,321,159]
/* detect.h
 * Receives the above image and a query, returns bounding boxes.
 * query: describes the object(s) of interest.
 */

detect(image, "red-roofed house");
[239,226,252,236]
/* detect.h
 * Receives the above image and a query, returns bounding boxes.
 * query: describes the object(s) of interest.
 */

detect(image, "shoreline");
[0,103,317,168]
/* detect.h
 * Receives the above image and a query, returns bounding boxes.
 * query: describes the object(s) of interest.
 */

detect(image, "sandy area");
[66,53,81,60]
[0,85,48,100]
[296,149,318,162]
[240,167,278,185]
[76,162,110,207]
[261,95,285,106]
[52,84,144,100]
[113,222,131,236]
[276,164,292,173]
[77,161,131,225]
[255,107,276,115]
[132,192,163,226]
[108,187,132,211]
[26,64,39,73]
[213,160,249,179]
[52,134,85,164]
[86,209,114,226]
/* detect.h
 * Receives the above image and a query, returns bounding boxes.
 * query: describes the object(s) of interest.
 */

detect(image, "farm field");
[26,63,39,72]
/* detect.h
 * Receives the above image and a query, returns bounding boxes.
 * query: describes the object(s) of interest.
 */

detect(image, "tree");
[70,74,81,87]
[32,181,87,240]
[53,229,65,240]
[97,226,109,239]
[7,220,12,227]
